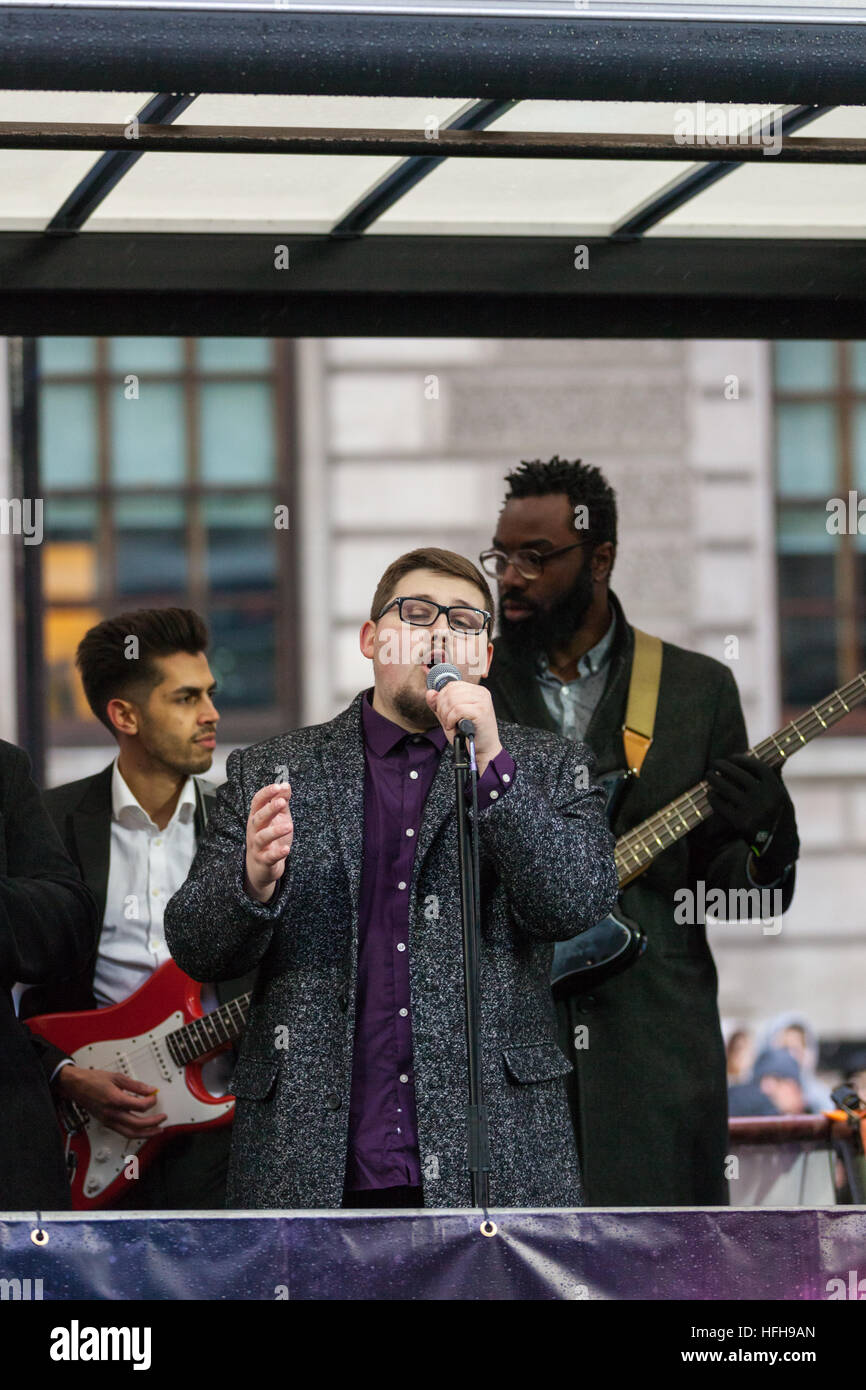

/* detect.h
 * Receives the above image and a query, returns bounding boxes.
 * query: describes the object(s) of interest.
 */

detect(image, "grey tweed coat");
[164,692,618,1209]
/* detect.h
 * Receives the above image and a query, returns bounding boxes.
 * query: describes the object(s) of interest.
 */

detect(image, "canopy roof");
[0,1,864,335]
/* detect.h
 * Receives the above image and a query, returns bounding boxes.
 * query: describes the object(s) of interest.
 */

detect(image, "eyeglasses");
[479,542,589,581]
[377,596,491,634]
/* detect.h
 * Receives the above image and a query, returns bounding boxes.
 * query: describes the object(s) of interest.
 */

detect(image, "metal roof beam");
[4,6,866,105]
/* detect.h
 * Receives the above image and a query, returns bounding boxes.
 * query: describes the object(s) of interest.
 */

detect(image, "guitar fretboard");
[165,991,252,1068]
[615,670,866,888]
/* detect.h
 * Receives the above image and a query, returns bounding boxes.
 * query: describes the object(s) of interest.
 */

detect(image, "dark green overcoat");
[485,589,795,1205]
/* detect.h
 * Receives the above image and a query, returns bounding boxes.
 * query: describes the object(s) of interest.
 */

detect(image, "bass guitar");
[552,668,866,994]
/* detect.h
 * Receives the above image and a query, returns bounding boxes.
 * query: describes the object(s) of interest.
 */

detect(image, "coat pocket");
[502,1041,573,1084]
[228,1055,279,1100]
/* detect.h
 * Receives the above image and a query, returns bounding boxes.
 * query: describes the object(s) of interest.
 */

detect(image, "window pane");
[39,338,96,374]
[45,605,102,722]
[205,495,276,592]
[198,338,271,372]
[776,403,837,497]
[778,555,835,602]
[107,337,185,372]
[43,496,97,540]
[209,608,275,708]
[199,382,275,484]
[780,617,838,705]
[43,494,98,602]
[852,403,866,493]
[114,495,187,594]
[774,341,836,393]
[40,384,99,488]
[110,383,186,486]
[850,343,866,391]
[777,504,834,555]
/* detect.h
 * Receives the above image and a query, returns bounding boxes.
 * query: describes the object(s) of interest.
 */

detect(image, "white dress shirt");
[90,759,231,1095]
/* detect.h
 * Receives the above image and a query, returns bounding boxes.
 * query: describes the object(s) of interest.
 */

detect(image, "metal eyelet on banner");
[480,1218,497,1237]
[31,1228,49,1246]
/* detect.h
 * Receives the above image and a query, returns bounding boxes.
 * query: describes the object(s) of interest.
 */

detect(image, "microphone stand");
[453,726,490,1209]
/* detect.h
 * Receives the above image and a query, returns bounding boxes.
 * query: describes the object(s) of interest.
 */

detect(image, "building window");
[775,340,866,734]
[38,336,298,747]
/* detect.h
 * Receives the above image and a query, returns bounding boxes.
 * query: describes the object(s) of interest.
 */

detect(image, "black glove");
[705,753,799,879]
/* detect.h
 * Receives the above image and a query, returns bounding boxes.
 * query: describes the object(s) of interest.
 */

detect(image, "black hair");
[76,607,209,734]
[503,456,618,554]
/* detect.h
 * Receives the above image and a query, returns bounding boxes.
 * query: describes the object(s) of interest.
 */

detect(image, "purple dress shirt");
[343,690,516,1192]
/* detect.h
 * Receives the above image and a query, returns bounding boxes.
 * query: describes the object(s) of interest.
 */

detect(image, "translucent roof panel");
[650,106,866,237]
[0,92,863,239]
[0,91,151,228]
[89,95,470,232]
[375,102,781,235]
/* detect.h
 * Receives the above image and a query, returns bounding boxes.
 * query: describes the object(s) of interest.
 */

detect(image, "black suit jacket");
[0,739,99,1209]
[485,588,797,1205]
[20,763,254,1078]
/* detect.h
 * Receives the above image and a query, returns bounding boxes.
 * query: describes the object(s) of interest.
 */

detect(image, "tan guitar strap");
[622,627,663,776]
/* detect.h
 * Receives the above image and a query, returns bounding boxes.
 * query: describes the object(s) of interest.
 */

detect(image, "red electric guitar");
[25,960,251,1210]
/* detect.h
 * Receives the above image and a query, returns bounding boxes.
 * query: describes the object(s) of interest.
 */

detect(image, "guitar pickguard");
[71,1013,234,1202]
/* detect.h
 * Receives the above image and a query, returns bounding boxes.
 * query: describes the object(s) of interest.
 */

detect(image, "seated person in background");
[754,1011,830,1112]
[1,738,98,1210]
[728,1048,805,1118]
[724,1020,755,1085]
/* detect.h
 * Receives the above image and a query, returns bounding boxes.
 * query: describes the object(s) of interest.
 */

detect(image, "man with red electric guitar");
[21,607,253,1209]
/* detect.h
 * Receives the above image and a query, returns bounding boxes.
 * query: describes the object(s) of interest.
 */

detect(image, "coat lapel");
[71,764,114,925]
[484,640,559,734]
[317,695,366,913]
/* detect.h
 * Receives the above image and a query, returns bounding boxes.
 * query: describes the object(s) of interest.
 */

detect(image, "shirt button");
[152,889,160,897]
[405,828,414,837]
[399,1008,408,1017]
[399,1074,409,1084]
[409,771,419,780]
[489,790,499,800]
[412,736,421,743]
[396,942,406,952]
[149,940,159,952]
[154,838,162,846]
[397,881,407,891]
[502,774,511,784]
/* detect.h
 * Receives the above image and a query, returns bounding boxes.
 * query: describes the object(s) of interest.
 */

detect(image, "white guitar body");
[70,1012,234,1202]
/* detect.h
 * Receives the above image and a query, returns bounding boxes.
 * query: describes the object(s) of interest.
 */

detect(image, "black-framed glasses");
[377,596,491,634]
[479,542,589,581]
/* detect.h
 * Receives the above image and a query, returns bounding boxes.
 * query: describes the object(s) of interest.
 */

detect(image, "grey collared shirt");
[536,609,616,743]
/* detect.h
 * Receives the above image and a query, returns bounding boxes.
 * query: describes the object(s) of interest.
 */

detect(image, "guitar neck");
[615,670,866,888]
[165,991,252,1067]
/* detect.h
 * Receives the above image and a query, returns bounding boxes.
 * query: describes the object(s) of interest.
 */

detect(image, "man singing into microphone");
[165,548,617,1209]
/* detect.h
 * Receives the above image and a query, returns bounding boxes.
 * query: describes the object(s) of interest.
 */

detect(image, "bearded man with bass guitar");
[482,457,801,1206]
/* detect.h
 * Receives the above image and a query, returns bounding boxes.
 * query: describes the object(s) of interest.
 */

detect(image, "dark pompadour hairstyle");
[503,456,618,554]
[76,607,209,734]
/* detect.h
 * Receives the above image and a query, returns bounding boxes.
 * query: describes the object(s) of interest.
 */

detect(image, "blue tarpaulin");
[1,1208,865,1300]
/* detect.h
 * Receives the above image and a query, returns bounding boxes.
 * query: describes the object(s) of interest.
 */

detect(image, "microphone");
[426,662,476,740]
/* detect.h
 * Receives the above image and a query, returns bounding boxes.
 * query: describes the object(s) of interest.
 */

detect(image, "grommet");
[480,1219,497,1237]
[31,1228,49,1246]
